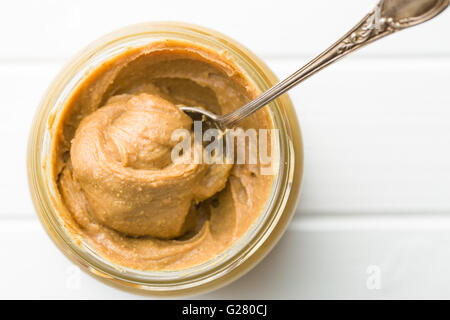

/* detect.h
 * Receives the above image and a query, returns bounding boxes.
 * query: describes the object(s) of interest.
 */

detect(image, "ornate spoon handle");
[220,0,449,128]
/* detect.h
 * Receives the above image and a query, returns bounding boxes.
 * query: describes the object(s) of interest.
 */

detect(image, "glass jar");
[27,22,303,296]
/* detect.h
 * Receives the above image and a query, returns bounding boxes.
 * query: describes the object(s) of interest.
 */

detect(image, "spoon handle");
[219,0,449,128]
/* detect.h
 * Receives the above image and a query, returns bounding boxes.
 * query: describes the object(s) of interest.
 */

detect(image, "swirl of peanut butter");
[71,93,231,238]
[53,41,274,270]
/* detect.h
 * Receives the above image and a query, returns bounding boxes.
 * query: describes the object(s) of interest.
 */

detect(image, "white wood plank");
[2,217,450,299]
[0,62,61,218]
[1,0,449,61]
[1,57,450,218]
[277,57,450,215]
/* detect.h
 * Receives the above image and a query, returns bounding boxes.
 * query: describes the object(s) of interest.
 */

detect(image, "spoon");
[180,0,449,130]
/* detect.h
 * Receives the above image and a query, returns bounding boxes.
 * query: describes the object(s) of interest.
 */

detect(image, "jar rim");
[27,21,303,296]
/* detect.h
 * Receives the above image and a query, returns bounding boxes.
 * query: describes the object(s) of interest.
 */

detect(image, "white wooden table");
[1,0,450,299]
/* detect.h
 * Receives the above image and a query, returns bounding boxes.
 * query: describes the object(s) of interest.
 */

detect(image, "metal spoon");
[180,0,449,130]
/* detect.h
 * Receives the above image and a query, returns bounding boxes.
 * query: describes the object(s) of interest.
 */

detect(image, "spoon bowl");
[178,105,225,131]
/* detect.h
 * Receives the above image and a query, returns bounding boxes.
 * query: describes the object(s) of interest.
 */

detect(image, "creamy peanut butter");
[52,40,274,270]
